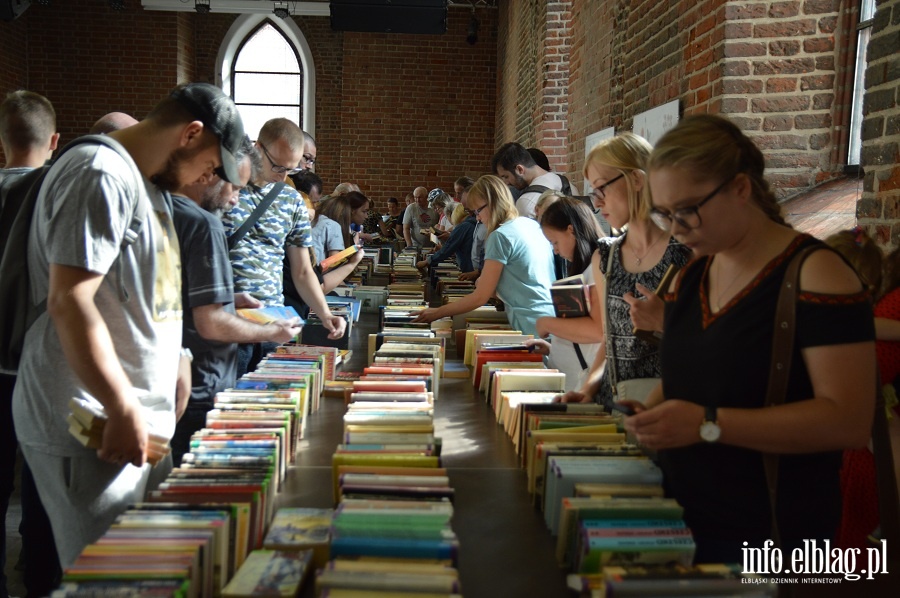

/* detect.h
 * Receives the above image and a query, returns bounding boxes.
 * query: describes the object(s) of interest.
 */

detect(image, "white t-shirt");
[516,171,565,219]
[13,141,183,455]
[548,265,601,392]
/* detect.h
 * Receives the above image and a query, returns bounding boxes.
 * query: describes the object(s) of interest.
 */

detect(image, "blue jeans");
[236,341,280,379]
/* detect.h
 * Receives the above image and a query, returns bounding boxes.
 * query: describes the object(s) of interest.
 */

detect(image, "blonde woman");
[626,114,875,563]
[562,132,691,405]
[413,175,555,336]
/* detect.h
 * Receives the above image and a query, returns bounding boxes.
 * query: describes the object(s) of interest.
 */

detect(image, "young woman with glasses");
[560,132,691,405]
[624,114,876,563]
[413,175,555,336]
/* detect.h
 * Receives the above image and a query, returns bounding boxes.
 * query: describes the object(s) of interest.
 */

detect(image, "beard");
[151,141,214,193]
[513,173,527,190]
[199,179,232,218]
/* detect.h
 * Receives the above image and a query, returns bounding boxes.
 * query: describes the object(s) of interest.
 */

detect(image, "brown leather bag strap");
[763,245,818,549]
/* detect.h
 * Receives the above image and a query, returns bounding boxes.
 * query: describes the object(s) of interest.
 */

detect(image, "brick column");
[857,0,900,245]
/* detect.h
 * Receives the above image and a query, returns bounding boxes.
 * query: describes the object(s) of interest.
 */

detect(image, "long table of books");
[54,246,855,597]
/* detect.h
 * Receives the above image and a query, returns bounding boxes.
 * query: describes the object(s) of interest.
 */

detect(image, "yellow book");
[222,549,312,598]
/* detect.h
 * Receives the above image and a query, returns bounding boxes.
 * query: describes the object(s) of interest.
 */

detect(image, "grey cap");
[169,83,244,185]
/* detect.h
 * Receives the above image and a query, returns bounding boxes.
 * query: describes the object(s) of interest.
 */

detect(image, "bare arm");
[48,264,148,467]
[536,310,603,344]
[625,249,876,453]
[287,245,346,339]
[403,223,412,247]
[413,259,504,323]
[175,353,191,422]
[321,248,365,294]
[193,304,302,344]
[875,317,900,341]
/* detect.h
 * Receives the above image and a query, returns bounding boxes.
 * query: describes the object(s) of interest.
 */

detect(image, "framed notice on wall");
[583,127,615,235]
[632,100,680,146]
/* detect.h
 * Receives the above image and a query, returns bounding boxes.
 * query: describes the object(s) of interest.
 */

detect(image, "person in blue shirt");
[413,175,555,336]
[417,198,476,274]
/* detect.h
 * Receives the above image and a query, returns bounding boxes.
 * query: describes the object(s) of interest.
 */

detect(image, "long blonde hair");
[469,175,518,234]
[648,114,787,226]
[583,132,653,224]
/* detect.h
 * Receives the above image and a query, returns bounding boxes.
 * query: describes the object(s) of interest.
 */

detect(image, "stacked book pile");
[55,504,236,597]
[390,249,421,283]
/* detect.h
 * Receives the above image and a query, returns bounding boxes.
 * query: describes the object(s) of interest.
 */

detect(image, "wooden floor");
[783,177,861,240]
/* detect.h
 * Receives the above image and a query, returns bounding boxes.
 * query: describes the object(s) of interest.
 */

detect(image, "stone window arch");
[216,14,316,139]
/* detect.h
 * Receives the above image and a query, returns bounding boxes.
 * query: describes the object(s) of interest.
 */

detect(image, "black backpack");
[0,135,143,371]
[522,174,594,211]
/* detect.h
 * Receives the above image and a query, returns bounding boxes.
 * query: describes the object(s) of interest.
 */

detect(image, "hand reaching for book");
[267,317,304,343]
[98,398,148,467]
[556,389,593,404]
[323,315,347,339]
[523,338,550,356]
[412,308,439,324]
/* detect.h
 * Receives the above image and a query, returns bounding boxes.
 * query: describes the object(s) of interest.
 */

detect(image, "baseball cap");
[427,188,445,202]
[169,83,244,185]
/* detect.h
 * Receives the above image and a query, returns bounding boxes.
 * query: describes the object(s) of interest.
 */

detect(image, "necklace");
[627,231,665,266]
[713,257,745,310]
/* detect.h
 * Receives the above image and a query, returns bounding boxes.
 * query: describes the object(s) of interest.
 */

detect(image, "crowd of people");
[0,81,896,597]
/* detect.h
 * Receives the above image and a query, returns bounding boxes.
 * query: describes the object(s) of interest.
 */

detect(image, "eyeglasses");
[473,203,489,216]
[649,177,733,232]
[302,153,316,166]
[591,173,624,201]
[259,142,303,176]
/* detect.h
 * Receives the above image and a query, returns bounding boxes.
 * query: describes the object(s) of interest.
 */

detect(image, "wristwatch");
[699,405,721,443]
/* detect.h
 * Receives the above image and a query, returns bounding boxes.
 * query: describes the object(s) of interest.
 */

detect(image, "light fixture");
[273,1,290,19]
[466,6,479,45]
[195,0,210,13]
[108,0,125,10]
[36,0,51,6]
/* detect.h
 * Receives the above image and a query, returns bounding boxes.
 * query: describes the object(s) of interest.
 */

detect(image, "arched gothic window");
[217,15,316,140]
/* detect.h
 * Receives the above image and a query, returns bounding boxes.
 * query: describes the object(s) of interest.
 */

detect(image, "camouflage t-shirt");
[223,182,312,306]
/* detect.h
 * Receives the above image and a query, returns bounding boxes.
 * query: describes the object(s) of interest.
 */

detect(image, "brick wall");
[176,13,196,84]
[6,0,180,147]
[857,0,900,245]
[0,13,28,165]
[339,9,498,208]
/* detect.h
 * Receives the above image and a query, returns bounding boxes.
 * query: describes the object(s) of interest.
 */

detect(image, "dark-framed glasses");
[591,173,624,201]
[649,177,734,231]
[259,142,303,176]
[302,153,316,166]
[473,203,489,216]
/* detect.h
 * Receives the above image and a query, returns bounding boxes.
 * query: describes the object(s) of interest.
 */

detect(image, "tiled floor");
[783,176,862,240]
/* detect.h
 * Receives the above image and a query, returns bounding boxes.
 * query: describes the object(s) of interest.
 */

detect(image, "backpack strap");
[228,182,286,251]
[522,184,550,196]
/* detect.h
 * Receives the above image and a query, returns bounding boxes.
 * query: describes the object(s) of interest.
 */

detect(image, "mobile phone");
[605,399,636,417]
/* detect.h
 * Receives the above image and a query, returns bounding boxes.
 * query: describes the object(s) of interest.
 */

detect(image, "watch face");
[700,421,721,442]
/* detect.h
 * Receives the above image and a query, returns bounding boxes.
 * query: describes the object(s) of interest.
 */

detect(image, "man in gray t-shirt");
[403,186,438,249]
[12,83,247,568]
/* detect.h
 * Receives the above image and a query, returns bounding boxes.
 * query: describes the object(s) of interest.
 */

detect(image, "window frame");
[216,14,316,138]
